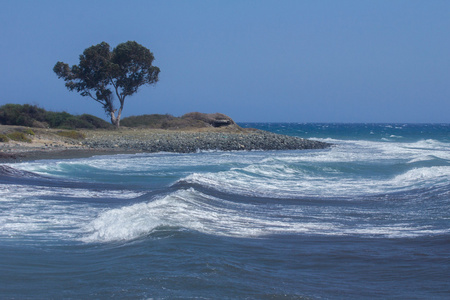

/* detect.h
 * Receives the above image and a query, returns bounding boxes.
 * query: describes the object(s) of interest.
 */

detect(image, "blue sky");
[1,0,449,123]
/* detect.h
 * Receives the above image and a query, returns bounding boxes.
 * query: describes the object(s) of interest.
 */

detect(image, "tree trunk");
[115,100,124,129]
[109,99,124,129]
[110,111,120,129]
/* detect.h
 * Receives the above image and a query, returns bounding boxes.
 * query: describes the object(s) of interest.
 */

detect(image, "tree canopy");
[53,41,160,128]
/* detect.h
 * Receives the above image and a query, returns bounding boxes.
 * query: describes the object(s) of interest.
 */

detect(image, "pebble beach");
[0,125,330,162]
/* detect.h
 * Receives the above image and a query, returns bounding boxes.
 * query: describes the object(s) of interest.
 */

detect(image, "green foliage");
[45,111,73,128]
[79,114,114,129]
[0,104,47,127]
[0,134,9,142]
[56,130,86,139]
[7,131,32,143]
[0,104,113,129]
[24,128,35,135]
[111,41,160,96]
[54,41,160,127]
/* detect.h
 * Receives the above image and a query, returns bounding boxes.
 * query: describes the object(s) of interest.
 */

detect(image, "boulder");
[181,112,236,127]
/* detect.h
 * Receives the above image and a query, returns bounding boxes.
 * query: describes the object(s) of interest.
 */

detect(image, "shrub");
[24,128,35,135]
[7,131,32,143]
[56,130,85,139]
[79,114,114,129]
[45,111,73,128]
[0,134,9,142]
[0,104,113,129]
[0,104,47,127]
[32,120,49,128]
[58,116,94,129]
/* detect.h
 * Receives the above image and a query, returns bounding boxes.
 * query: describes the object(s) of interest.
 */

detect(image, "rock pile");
[82,130,330,153]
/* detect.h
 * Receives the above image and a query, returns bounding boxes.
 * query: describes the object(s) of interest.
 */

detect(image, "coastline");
[0,125,331,162]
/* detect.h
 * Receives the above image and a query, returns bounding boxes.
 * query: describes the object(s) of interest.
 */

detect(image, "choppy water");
[1,123,449,299]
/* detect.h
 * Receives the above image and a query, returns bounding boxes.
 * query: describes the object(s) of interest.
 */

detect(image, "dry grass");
[56,130,86,139]
[0,133,9,142]
[7,131,32,143]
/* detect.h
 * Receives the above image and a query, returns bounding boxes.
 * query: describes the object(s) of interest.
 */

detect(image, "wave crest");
[0,165,43,178]
[80,187,450,243]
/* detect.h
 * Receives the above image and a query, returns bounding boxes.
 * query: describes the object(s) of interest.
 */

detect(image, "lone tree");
[53,41,160,128]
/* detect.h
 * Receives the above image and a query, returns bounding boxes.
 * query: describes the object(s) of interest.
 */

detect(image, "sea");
[0,123,449,299]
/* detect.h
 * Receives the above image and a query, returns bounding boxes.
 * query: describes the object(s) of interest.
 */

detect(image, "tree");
[53,41,160,128]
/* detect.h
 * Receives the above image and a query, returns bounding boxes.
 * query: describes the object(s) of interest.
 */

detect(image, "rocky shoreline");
[0,125,331,162]
[83,129,330,153]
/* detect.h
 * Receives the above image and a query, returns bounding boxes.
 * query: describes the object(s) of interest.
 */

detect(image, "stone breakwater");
[83,130,330,153]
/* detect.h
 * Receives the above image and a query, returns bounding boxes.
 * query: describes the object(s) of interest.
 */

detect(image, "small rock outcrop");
[181,112,236,128]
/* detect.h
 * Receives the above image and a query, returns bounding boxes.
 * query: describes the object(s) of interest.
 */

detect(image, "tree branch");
[86,91,104,105]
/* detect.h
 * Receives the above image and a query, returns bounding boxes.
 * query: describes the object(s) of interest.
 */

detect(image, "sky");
[1,0,449,123]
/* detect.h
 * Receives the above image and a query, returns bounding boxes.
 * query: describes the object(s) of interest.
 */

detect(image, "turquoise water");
[1,123,449,299]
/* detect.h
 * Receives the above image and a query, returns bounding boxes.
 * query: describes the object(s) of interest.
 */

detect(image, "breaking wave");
[81,186,449,243]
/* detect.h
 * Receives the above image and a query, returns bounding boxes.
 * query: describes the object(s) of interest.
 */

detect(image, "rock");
[81,129,331,153]
[181,112,236,128]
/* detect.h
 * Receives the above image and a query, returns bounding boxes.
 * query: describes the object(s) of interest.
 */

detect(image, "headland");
[0,113,331,162]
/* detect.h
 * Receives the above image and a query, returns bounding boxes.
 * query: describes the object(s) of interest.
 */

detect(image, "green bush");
[24,128,35,135]
[56,130,85,139]
[0,104,113,129]
[7,131,32,143]
[0,104,47,127]
[58,116,94,129]
[79,114,114,129]
[45,111,73,128]
[0,134,9,142]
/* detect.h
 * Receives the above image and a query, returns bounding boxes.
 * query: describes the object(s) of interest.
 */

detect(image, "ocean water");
[0,123,449,299]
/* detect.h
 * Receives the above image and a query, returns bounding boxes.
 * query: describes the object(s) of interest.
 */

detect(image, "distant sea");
[1,123,449,299]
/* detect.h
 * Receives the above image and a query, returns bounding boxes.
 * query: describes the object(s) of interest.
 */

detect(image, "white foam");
[81,188,338,242]
[4,137,448,242]
[9,151,267,182]
[173,138,450,198]
[183,162,450,198]
[0,183,144,201]
[80,188,450,243]
[393,166,450,187]
[0,183,144,241]
[81,188,271,242]
[407,155,437,164]
[346,224,450,238]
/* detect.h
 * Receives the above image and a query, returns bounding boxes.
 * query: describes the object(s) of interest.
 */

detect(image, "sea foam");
[80,186,450,243]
